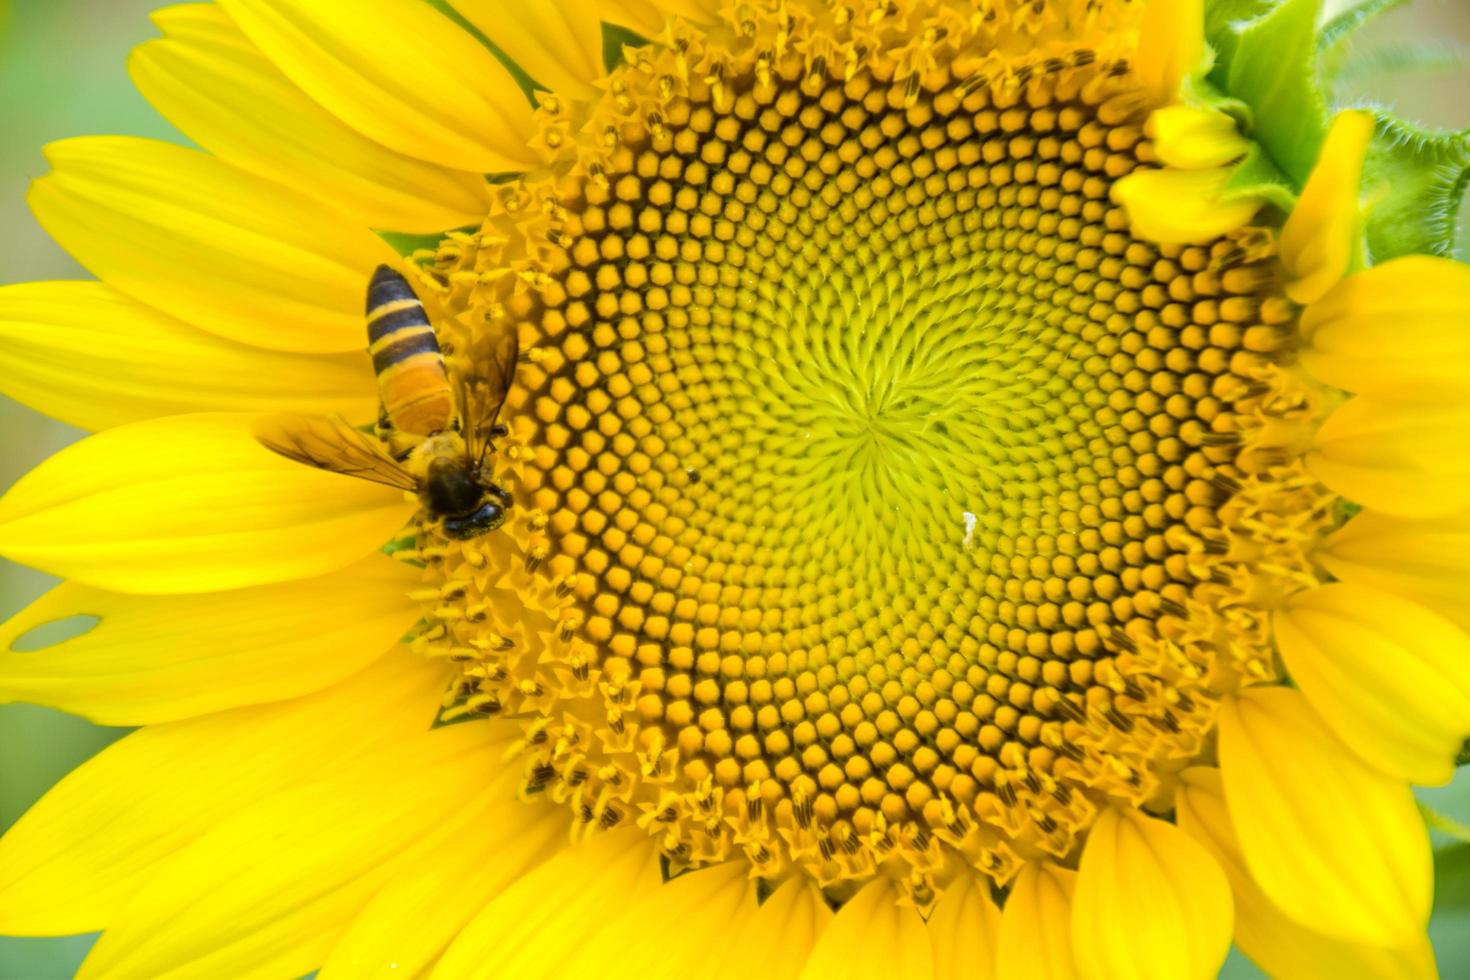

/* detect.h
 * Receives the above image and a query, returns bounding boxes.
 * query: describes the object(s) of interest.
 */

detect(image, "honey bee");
[256,265,517,540]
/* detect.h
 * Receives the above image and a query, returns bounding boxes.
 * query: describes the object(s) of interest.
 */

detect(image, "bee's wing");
[254,413,420,492]
[460,321,520,467]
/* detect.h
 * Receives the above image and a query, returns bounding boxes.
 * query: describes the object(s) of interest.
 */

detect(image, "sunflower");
[1,0,1468,976]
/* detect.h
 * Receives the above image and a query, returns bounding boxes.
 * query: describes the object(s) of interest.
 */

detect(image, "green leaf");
[1361,114,1470,260]
[1458,739,1470,769]
[1216,0,1331,186]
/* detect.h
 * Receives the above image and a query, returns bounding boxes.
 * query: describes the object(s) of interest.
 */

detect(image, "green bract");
[1205,0,1470,260]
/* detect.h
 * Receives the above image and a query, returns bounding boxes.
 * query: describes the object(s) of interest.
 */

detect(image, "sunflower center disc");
[414,7,1329,899]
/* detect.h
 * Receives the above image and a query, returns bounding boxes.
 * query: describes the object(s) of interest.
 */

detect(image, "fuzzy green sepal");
[1361,115,1470,260]
[1205,0,1469,260]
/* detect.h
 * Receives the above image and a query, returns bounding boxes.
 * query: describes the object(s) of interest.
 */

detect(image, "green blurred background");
[0,0,1468,976]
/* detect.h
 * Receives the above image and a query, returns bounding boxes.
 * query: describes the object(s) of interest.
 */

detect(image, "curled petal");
[1112,167,1263,245]
[1149,105,1251,170]
[1281,110,1374,305]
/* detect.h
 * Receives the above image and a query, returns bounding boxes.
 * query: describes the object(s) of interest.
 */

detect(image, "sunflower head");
[404,0,1338,902]
[0,0,1467,977]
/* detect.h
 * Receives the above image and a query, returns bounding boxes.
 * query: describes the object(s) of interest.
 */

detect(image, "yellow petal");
[1299,256,1470,393]
[1134,0,1205,104]
[0,413,414,595]
[1319,508,1470,627]
[1111,167,1263,245]
[449,0,604,99]
[29,137,398,354]
[0,651,446,935]
[710,877,834,980]
[559,860,758,979]
[929,871,1001,980]
[130,3,491,234]
[218,0,537,173]
[1308,394,1470,520]
[0,281,375,431]
[598,0,719,34]
[1176,767,1438,980]
[78,722,514,980]
[0,554,418,726]
[1072,807,1232,980]
[431,828,661,978]
[798,877,934,980]
[1149,105,1250,170]
[1273,583,1470,786]
[1280,110,1374,305]
[996,863,1078,980]
[598,0,665,34]
[320,796,570,978]
[1216,686,1432,946]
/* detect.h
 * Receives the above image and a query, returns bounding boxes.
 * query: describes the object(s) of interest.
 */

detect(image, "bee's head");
[422,457,482,517]
[441,496,510,539]
[424,459,512,539]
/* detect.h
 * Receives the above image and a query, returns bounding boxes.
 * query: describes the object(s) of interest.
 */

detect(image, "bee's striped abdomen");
[367,265,453,437]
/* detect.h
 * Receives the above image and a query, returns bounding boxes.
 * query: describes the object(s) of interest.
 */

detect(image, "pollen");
[402,1,1334,902]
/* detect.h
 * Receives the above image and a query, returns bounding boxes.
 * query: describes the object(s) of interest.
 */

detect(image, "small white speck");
[962,511,977,548]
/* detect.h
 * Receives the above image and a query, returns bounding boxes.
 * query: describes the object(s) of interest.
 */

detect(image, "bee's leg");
[488,423,509,439]
[488,483,514,507]
[376,411,415,461]
[384,427,418,462]
[375,406,396,443]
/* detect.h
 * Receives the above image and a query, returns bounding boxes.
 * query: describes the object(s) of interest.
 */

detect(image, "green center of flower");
[407,8,1331,898]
